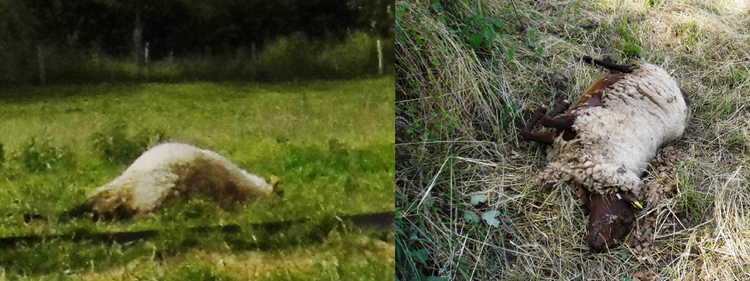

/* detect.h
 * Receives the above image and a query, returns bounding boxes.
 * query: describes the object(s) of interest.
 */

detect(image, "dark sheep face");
[586,191,637,252]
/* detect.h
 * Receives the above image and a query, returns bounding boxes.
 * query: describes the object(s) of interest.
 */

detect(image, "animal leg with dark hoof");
[521,105,557,145]
[541,100,576,131]
[541,115,576,131]
[582,55,634,74]
[58,200,94,222]
[548,100,571,117]
[23,213,48,223]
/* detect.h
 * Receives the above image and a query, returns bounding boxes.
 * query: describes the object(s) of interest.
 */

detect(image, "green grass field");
[0,77,395,280]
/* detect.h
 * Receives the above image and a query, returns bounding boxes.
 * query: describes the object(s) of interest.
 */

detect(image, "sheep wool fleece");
[89,142,274,215]
[535,62,689,197]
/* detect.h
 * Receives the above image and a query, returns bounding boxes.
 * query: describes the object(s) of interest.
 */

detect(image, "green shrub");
[254,32,387,80]
[254,32,318,81]
[317,31,379,78]
[15,137,74,173]
[91,123,167,165]
[618,19,642,59]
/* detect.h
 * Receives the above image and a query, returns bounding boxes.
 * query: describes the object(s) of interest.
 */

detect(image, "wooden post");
[144,42,149,65]
[144,42,150,77]
[377,40,383,75]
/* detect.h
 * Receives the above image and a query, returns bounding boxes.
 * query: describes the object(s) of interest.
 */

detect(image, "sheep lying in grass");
[62,143,278,221]
[521,56,690,252]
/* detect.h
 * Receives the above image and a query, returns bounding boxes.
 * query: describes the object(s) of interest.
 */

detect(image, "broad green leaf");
[469,33,482,48]
[482,210,501,228]
[470,194,487,205]
[395,209,405,219]
[464,211,480,223]
[413,248,430,265]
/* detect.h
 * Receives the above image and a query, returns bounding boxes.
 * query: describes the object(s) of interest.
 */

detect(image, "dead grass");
[396,0,750,279]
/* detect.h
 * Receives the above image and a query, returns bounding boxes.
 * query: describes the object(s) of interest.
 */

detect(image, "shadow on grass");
[0,211,394,276]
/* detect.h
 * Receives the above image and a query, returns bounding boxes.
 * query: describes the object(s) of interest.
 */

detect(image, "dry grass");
[396,0,750,280]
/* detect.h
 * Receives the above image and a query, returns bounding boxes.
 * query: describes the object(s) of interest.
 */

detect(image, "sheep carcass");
[521,56,690,252]
[63,142,278,220]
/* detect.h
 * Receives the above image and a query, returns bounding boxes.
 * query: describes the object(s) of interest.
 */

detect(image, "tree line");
[0,0,394,84]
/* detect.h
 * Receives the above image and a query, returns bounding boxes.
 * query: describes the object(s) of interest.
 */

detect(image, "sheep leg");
[582,55,633,74]
[541,115,575,131]
[521,105,557,145]
[522,129,556,145]
[540,100,576,131]
[547,100,571,117]
[58,200,95,222]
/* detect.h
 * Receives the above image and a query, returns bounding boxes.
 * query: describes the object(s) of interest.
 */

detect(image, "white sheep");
[63,142,278,220]
[521,56,690,252]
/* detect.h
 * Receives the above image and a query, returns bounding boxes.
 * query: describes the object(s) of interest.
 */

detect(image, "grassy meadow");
[397,0,750,280]
[0,77,395,279]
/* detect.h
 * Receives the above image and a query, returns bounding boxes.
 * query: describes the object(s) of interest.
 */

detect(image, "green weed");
[91,122,166,165]
[15,137,74,173]
[703,94,734,121]
[396,208,438,281]
[675,187,713,221]
[527,30,548,58]
[618,19,642,59]
[728,68,748,88]
[678,21,701,47]
[500,103,521,131]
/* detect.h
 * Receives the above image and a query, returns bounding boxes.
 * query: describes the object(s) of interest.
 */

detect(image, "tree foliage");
[0,0,392,59]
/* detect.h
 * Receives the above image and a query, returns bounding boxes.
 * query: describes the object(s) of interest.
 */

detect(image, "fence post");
[144,42,150,65]
[377,40,383,75]
[144,42,150,77]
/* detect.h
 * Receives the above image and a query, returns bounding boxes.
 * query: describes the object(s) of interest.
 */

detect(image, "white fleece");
[88,142,275,215]
[535,62,690,197]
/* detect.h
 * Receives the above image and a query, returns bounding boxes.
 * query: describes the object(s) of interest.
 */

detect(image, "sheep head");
[269,175,284,197]
[586,191,638,252]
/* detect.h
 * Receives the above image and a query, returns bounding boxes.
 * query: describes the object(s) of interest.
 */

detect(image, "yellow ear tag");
[631,201,643,209]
